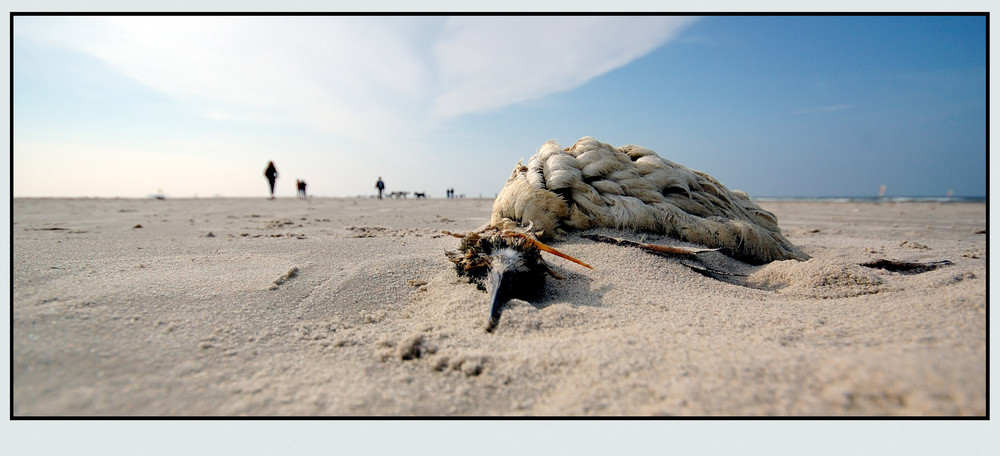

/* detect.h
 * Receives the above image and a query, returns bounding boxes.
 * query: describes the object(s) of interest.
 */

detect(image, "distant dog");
[296,180,307,199]
[414,192,426,199]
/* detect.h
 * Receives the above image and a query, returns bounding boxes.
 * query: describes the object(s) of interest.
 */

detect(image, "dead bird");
[445,227,592,332]
[445,136,810,330]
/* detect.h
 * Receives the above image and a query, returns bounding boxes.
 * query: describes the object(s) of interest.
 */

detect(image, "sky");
[11,14,988,198]
[2,7,998,454]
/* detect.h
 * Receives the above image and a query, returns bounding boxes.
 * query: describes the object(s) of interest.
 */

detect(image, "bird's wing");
[581,234,719,256]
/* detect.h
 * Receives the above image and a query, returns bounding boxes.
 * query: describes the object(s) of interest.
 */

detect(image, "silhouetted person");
[264,161,278,199]
[376,177,385,199]
[296,179,307,199]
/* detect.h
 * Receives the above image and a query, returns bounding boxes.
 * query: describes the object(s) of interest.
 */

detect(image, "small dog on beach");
[296,180,307,199]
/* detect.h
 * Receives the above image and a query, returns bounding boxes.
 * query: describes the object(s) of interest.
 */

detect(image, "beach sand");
[11,197,986,416]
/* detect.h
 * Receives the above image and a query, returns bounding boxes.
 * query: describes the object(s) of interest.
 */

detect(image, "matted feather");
[490,137,809,264]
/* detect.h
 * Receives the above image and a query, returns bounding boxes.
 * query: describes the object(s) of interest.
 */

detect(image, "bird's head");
[445,228,592,331]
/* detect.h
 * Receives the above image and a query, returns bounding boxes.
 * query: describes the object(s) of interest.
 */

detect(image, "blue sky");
[12,15,987,198]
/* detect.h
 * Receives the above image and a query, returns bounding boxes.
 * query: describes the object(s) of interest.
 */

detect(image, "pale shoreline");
[12,197,987,415]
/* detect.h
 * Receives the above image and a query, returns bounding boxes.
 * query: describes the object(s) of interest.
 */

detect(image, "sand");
[11,197,987,416]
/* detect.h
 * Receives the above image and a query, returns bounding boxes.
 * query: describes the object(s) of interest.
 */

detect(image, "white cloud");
[15,16,697,145]
[430,16,698,121]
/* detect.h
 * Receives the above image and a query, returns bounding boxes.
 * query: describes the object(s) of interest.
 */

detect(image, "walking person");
[264,161,278,199]
[376,177,385,199]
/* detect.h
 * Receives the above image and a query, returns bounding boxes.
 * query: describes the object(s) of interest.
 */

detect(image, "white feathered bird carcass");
[490,137,809,264]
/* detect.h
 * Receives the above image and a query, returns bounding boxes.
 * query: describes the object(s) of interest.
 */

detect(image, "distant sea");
[755,196,986,203]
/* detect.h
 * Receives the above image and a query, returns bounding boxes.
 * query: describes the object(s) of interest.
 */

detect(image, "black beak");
[485,267,509,332]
